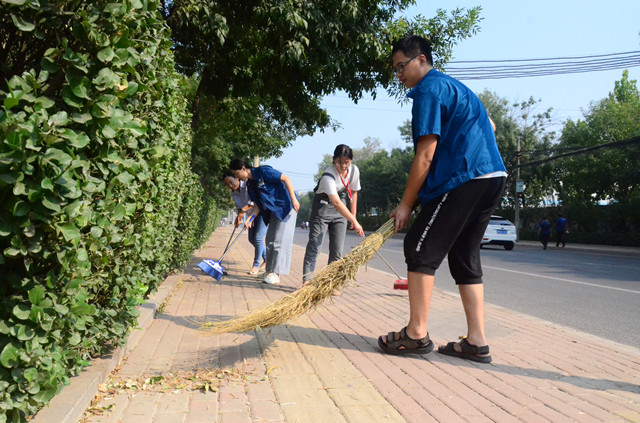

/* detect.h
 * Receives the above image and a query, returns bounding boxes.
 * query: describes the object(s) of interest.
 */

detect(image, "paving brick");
[155,392,191,414]
[248,398,284,422]
[219,384,249,414]
[82,394,130,423]
[120,391,160,422]
[187,391,218,423]
[339,405,406,423]
[279,405,347,423]
[246,381,277,403]
[154,413,186,423]
[219,410,252,423]
[614,410,640,422]
[269,373,335,408]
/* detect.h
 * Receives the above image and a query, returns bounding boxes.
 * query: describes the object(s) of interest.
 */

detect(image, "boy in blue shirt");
[539,217,552,250]
[378,35,507,363]
[555,214,567,247]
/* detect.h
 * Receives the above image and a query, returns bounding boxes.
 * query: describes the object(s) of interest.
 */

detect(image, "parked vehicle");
[481,215,517,250]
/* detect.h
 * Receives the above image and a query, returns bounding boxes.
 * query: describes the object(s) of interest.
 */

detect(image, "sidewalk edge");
[29,273,184,423]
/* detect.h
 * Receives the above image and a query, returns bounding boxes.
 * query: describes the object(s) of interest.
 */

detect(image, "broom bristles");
[200,218,396,334]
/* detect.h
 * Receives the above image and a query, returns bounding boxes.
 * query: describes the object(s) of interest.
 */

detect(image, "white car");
[481,215,516,250]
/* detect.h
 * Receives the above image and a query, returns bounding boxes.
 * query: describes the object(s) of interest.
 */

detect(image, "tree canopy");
[477,91,556,207]
[161,0,483,192]
[558,70,640,204]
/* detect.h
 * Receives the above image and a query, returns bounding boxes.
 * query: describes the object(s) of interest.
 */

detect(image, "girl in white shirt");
[302,145,364,283]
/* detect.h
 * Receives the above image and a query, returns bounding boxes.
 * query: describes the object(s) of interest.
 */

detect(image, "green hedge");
[0,1,219,421]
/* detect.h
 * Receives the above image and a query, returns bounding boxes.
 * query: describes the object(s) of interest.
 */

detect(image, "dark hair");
[392,35,433,66]
[333,144,353,161]
[222,170,235,181]
[229,158,250,171]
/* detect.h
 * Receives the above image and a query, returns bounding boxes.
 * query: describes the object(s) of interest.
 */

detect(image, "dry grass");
[200,218,396,334]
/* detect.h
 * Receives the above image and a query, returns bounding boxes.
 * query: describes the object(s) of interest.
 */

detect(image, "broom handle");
[222,225,237,255]
[374,250,404,280]
[360,234,404,280]
[218,215,255,262]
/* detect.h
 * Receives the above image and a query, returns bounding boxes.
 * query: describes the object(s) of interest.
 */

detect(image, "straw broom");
[200,217,396,334]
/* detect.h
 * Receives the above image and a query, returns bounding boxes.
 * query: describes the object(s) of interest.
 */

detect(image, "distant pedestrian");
[555,214,567,248]
[538,217,551,250]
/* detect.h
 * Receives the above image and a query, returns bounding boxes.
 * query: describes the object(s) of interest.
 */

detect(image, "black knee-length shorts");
[404,177,506,284]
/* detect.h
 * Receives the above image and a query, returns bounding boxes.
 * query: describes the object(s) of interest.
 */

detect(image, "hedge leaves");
[0,1,219,420]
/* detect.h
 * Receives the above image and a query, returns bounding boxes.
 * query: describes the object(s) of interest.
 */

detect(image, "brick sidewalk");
[40,227,640,422]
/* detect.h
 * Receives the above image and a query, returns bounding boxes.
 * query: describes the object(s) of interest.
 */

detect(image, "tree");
[558,70,640,204]
[357,147,414,216]
[312,137,383,182]
[163,1,482,129]
[398,119,412,144]
[161,1,484,194]
[477,91,556,207]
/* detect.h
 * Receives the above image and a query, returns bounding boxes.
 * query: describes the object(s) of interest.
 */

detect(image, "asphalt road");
[293,229,640,350]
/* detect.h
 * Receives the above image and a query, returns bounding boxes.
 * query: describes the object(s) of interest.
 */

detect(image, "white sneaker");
[263,273,280,284]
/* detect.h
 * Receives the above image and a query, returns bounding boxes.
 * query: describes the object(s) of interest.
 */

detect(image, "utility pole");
[514,136,522,240]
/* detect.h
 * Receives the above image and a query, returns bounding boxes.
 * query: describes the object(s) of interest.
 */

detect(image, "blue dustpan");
[198,215,254,281]
[197,259,225,281]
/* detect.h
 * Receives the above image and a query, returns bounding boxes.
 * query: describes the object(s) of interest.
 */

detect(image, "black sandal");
[437,337,492,363]
[378,327,434,355]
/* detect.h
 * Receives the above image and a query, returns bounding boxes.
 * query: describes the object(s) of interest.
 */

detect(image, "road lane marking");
[483,265,640,294]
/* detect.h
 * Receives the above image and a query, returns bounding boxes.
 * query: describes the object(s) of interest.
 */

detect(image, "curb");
[514,239,640,256]
[30,273,184,423]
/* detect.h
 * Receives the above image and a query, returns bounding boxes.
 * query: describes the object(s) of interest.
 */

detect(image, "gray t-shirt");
[230,180,253,209]
[316,164,361,197]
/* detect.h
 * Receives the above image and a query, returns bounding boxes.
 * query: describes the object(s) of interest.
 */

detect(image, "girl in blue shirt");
[230,159,299,285]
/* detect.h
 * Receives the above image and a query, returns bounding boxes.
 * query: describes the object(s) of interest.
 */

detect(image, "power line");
[509,135,640,172]
[445,51,640,80]
[449,51,640,64]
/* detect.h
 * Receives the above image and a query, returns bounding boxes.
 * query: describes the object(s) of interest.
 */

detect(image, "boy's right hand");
[390,203,412,234]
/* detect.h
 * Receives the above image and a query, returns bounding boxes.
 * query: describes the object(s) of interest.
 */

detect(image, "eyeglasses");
[393,54,420,75]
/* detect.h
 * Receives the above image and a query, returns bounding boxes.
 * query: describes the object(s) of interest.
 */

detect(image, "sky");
[263,1,640,191]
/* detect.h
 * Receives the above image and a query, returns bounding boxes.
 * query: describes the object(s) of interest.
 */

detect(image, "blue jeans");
[248,214,268,268]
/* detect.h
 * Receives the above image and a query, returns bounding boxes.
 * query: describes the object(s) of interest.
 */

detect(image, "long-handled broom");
[198,216,255,281]
[358,233,408,289]
[200,218,396,334]
[373,249,409,290]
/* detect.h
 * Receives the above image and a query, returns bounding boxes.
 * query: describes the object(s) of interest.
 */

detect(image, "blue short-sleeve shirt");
[408,69,506,204]
[539,220,551,235]
[247,165,293,223]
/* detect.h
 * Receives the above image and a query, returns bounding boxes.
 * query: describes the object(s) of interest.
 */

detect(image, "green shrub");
[0,1,217,421]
